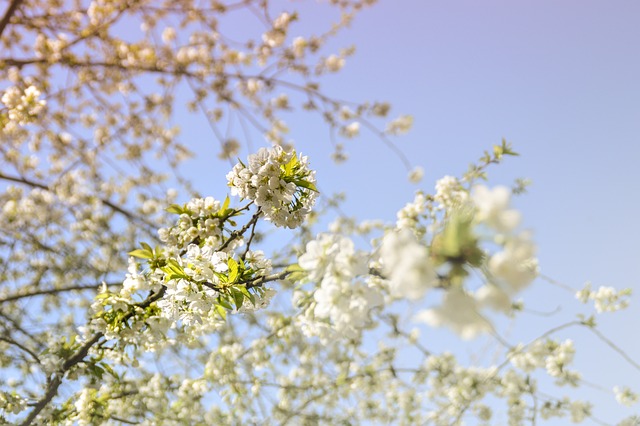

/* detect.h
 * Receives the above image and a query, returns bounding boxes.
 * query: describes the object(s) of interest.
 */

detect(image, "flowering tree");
[0,0,638,425]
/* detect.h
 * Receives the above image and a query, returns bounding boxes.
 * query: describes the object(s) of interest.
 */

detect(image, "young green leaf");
[230,287,245,310]
[166,204,184,214]
[228,258,239,283]
[128,249,153,259]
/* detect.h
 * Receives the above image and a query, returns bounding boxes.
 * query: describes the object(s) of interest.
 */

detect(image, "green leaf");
[161,260,188,281]
[230,287,245,310]
[218,296,233,310]
[501,138,519,156]
[431,210,483,268]
[100,362,118,379]
[222,195,230,211]
[285,263,308,282]
[214,304,227,320]
[90,364,105,380]
[493,144,504,159]
[228,258,238,283]
[166,204,184,214]
[294,179,319,193]
[282,152,299,175]
[238,284,251,296]
[237,285,256,306]
[247,292,256,306]
[128,249,153,259]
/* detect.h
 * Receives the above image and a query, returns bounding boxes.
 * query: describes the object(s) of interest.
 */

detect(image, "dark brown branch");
[219,207,260,252]
[239,270,291,290]
[0,0,24,38]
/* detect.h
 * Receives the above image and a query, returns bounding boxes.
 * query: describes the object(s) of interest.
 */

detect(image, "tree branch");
[0,335,40,363]
[19,286,166,424]
[0,172,157,229]
[0,281,120,305]
[0,0,24,38]
[19,332,103,426]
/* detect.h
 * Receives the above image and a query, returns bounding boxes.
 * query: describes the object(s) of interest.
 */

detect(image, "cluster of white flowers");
[418,350,598,425]
[291,36,307,58]
[227,146,317,228]
[72,388,98,426]
[324,54,346,72]
[158,196,224,249]
[39,337,65,375]
[422,352,500,422]
[471,185,539,295]
[576,282,632,313]
[377,182,537,339]
[87,0,117,26]
[488,231,538,293]
[395,192,428,230]
[262,12,294,48]
[472,185,521,232]
[157,245,230,326]
[92,190,280,349]
[0,390,27,416]
[1,85,46,126]
[618,416,640,426]
[341,121,360,138]
[298,234,383,338]
[537,398,593,423]
[434,175,468,209]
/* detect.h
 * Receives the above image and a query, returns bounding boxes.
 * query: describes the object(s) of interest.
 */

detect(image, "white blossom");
[386,115,414,135]
[415,288,491,339]
[434,175,468,209]
[488,231,538,293]
[227,146,317,228]
[472,185,521,232]
[615,386,639,407]
[380,228,437,300]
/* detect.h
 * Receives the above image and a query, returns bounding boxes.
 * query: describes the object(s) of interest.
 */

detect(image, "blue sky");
[176,1,640,422]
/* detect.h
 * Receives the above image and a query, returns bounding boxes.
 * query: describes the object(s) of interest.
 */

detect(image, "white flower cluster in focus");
[158,196,224,249]
[227,146,317,228]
